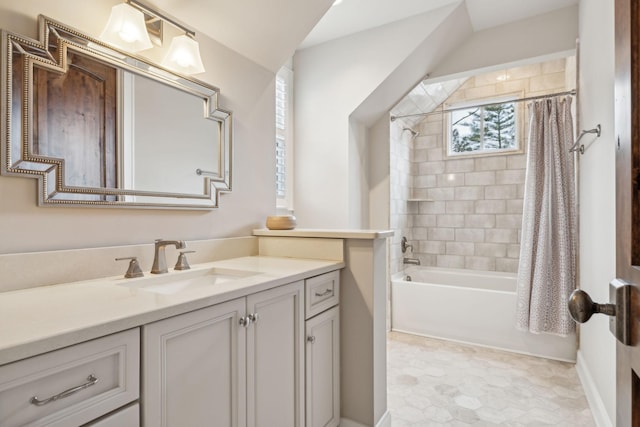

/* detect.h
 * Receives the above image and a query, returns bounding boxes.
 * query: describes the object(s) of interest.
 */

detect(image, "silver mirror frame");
[1,15,233,209]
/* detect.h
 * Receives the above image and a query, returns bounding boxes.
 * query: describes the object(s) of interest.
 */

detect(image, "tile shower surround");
[413,120,525,274]
[390,59,572,274]
[390,115,526,275]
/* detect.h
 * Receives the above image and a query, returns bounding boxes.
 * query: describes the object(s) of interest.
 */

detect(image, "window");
[276,65,294,211]
[447,98,518,156]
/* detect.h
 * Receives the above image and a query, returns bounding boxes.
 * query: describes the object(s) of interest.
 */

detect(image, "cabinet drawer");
[305,270,340,319]
[86,403,139,426]
[0,328,140,427]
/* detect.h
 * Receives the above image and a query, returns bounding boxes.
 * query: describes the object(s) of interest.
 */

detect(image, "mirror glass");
[1,16,232,208]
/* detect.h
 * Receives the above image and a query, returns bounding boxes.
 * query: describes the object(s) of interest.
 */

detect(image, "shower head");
[402,127,420,138]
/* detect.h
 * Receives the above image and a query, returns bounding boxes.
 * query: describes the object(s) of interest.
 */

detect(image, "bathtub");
[391,266,577,361]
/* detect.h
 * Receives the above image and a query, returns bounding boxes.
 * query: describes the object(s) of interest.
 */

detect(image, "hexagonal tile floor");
[388,332,595,426]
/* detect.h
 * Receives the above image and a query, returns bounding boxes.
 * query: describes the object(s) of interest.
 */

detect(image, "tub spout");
[403,257,421,266]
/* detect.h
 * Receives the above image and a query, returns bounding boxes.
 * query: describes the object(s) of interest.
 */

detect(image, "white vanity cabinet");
[0,328,140,427]
[142,280,304,427]
[304,271,340,427]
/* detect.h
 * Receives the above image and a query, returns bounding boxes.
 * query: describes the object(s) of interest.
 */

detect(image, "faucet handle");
[174,251,195,271]
[401,236,413,254]
[115,257,144,278]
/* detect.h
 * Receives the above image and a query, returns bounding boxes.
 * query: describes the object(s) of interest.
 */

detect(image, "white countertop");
[0,256,344,365]
[253,228,394,239]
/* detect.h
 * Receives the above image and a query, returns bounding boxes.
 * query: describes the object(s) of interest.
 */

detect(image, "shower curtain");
[516,96,577,336]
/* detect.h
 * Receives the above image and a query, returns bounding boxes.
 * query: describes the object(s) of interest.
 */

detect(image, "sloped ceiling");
[465,0,578,31]
[148,0,334,72]
[299,0,460,49]
[301,0,579,50]
[347,2,473,127]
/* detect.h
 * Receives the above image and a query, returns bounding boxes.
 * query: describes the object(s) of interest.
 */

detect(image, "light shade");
[161,35,205,75]
[100,3,153,52]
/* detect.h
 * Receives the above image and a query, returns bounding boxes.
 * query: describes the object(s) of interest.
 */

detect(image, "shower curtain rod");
[389,89,577,122]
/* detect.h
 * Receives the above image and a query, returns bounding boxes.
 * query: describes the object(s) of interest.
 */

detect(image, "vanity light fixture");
[161,33,205,75]
[100,0,206,75]
[100,3,153,52]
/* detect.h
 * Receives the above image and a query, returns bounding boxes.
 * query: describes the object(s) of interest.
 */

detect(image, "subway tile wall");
[390,58,575,275]
[390,123,414,274]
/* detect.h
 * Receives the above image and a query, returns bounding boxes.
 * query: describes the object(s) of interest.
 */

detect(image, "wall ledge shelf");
[253,229,394,239]
[406,199,434,202]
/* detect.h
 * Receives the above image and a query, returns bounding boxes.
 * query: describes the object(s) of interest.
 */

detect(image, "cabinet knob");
[307,336,316,344]
[239,316,250,327]
[240,314,259,327]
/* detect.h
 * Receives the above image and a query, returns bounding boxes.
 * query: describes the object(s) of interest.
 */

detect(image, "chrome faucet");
[403,257,421,266]
[151,239,186,274]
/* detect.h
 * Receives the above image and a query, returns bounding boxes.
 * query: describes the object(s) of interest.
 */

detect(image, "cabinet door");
[305,306,340,427]
[246,281,304,427]
[142,299,246,427]
[86,404,139,426]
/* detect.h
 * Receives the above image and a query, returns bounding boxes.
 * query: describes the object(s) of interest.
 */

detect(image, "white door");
[305,306,340,427]
[246,281,304,427]
[142,299,247,427]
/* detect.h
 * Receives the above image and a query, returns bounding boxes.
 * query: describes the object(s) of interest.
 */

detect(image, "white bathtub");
[391,266,577,361]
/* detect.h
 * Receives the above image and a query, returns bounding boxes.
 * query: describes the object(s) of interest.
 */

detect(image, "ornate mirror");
[1,16,232,209]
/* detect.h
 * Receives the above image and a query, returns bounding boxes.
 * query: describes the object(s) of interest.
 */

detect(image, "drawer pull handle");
[315,289,333,297]
[30,374,98,406]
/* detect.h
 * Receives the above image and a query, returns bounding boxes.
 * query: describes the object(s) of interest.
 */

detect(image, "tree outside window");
[449,100,517,156]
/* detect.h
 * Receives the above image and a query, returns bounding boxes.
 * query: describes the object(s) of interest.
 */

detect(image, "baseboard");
[340,418,366,427]
[576,351,614,427]
[376,411,391,427]
[340,411,391,427]
[391,328,577,363]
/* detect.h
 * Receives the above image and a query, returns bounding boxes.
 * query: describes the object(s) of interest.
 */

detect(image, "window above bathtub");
[446,96,521,158]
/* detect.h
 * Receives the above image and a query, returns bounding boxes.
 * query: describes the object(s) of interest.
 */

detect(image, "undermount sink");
[118,267,259,295]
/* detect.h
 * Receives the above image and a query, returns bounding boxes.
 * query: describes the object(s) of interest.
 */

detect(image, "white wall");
[293,4,460,229]
[431,6,579,79]
[0,0,277,254]
[576,0,617,425]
